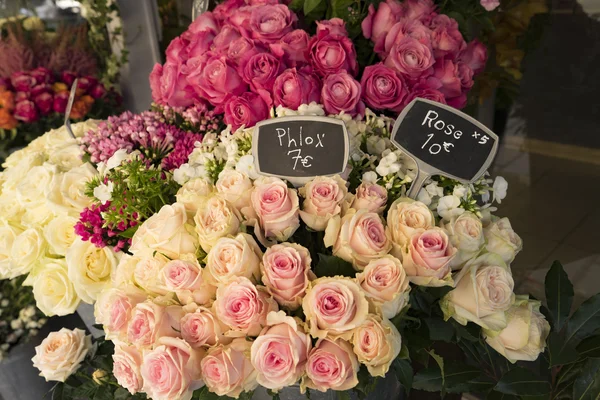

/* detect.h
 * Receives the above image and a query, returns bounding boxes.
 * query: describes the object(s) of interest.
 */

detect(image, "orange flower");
[0,91,15,112]
[0,108,18,130]
[53,82,68,93]
[70,96,94,119]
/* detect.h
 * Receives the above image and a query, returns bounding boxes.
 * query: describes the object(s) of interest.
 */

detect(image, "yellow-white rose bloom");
[8,228,46,279]
[440,212,485,270]
[484,217,523,264]
[0,222,21,279]
[31,259,81,316]
[32,328,91,382]
[352,315,401,377]
[43,214,78,256]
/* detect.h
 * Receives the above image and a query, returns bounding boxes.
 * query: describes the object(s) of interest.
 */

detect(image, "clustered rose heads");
[149,0,486,132]
[0,67,108,128]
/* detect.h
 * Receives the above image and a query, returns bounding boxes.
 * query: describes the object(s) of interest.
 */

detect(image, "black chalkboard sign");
[391,98,499,197]
[253,116,349,185]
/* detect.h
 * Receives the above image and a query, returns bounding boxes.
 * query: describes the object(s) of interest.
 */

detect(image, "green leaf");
[565,293,600,348]
[119,225,140,238]
[444,362,483,393]
[337,391,352,400]
[545,261,574,332]
[288,0,304,11]
[494,367,551,396]
[424,317,454,342]
[573,358,600,399]
[577,335,600,359]
[453,320,481,342]
[304,0,324,16]
[549,332,579,366]
[412,367,442,392]
[329,0,354,17]
[486,392,518,400]
[313,254,356,278]
[392,358,413,392]
[398,342,410,360]
[114,388,131,400]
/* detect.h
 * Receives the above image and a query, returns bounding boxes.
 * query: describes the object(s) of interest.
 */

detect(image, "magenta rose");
[160,62,196,108]
[457,62,474,90]
[15,92,28,102]
[459,39,487,75]
[186,29,216,58]
[447,93,467,109]
[406,80,446,104]
[212,25,243,55]
[14,100,38,123]
[188,11,219,34]
[224,92,270,131]
[400,0,436,22]
[242,52,283,93]
[270,29,310,67]
[53,91,69,113]
[426,58,462,98]
[430,15,465,57]
[250,4,296,43]
[383,19,432,55]
[321,72,364,116]
[316,18,348,37]
[89,83,107,99]
[77,76,97,92]
[11,72,36,92]
[188,55,248,107]
[385,37,434,80]
[273,68,321,110]
[34,92,53,115]
[213,0,245,22]
[61,71,77,87]
[30,67,53,84]
[309,32,358,77]
[228,37,264,67]
[361,63,408,112]
[362,1,404,54]
[30,83,52,98]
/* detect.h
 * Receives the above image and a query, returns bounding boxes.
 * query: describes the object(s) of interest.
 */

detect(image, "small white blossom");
[105,148,129,171]
[376,151,401,177]
[236,155,260,180]
[425,182,444,198]
[362,171,378,183]
[366,136,387,156]
[453,185,467,199]
[93,181,114,205]
[437,195,465,221]
[417,188,432,206]
[493,176,508,203]
[0,299,8,307]
[173,163,205,185]
[10,320,22,330]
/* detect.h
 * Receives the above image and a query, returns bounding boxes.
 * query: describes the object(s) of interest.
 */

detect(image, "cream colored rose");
[21,201,55,228]
[176,178,214,215]
[48,143,84,172]
[47,163,96,212]
[0,222,21,279]
[250,177,300,242]
[441,253,515,332]
[205,233,262,286]
[484,297,550,363]
[3,146,44,172]
[66,238,117,303]
[161,253,216,306]
[356,255,409,319]
[440,212,485,270]
[352,315,401,377]
[16,164,55,205]
[302,338,359,392]
[180,305,231,348]
[386,197,435,258]
[8,228,46,279]
[351,182,388,214]
[484,217,522,264]
[0,192,25,229]
[32,328,92,382]
[402,228,457,287]
[216,168,253,211]
[299,175,348,231]
[112,254,139,288]
[327,209,392,270]
[31,259,80,316]
[194,195,241,253]
[43,214,78,256]
[131,203,198,259]
[94,287,146,341]
[133,254,169,295]
[302,276,369,340]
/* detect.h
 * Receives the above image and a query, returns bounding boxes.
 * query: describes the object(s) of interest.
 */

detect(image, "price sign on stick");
[253,116,349,186]
[391,98,499,199]
[64,78,78,139]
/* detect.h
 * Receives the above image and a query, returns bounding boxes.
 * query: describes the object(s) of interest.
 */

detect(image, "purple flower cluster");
[74,202,137,252]
[80,110,203,170]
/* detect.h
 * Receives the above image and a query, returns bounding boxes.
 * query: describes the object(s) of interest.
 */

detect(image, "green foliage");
[545,260,574,332]
[313,254,356,278]
[494,367,551,396]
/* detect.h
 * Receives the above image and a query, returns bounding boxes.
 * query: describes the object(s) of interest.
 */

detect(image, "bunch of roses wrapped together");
[149,0,486,131]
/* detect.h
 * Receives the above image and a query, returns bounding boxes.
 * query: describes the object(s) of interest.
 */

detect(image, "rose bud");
[34,92,54,115]
[14,100,38,123]
[53,91,69,113]
[11,72,36,92]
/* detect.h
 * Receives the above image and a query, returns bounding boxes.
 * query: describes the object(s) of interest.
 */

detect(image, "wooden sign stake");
[64,78,78,139]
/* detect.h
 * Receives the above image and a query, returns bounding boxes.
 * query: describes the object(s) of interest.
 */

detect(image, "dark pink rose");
[53,91,69,113]
[447,93,467,109]
[361,64,407,112]
[185,30,216,57]
[15,92,29,102]
[34,92,53,115]
[61,71,77,87]
[242,52,283,95]
[89,83,107,99]
[459,39,487,75]
[385,37,434,80]
[400,0,436,22]
[228,37,264,67]
[316,18,348,37]
[188,55,248,107]
[30,84,52,98]
[425,58,461,98]
[165,37,189,63]
[309,32,358,77]
[0,77,11,91]
[321,71,364,116]
[430,15,465,58]
[30,67,54,84]
[213,0,245,22]
[362,1,403,53]
[227,5,255,31]
[212,25,243,55]
[269,29,310,67]
[457,62,474,90]
[250,4,296,43]
[247,0,279,5]
[149,64,164,104]
[77,76,98,92]
[160,62,196,108]
[224,92,270,130]
[273,68,321,110]
[14,100,38,122]
[406,81,446,105]
[188,11,219,34]
[10,72,36,92]
[383,19,432,55]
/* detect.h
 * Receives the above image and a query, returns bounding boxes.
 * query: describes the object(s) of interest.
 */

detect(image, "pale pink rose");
[328,209,392,270]
[250,4,297,43]
[216,169,253,211]
[180,306,231,348]
[430,14,466,57]
[480,0,500,11]
[385,37,435,80]
[224,92,270,131]
[161,255,214,305]
[356,255,409,318]
[360,63,408,112]
[459,39,487,75]
[113,345,143,395]
[383,19,432,55]
[302,277,369,339]
[214,277,278,336]
[321,72,365,117]
[194,195,242,252]
[127,302,183,348]
[212,25,243,54]
[94,288,146,341]
[272,68,321,110]
[251,177,300,242]
[303,338,359,392]
[251,311,311,390]
[299,175,348,231]
[351,182,388,214]
[386,199,434,249]
[187,55,248,107]
[309,31,358,77]
[425,58,462,98]
[269,30,310,67]
[227,37,264,67]
[205,233,262,285]
[261,243,315,309]
[141,337,203,400]
[201,338,258,398]
[352,315,401,377]
[403,227,457,286]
